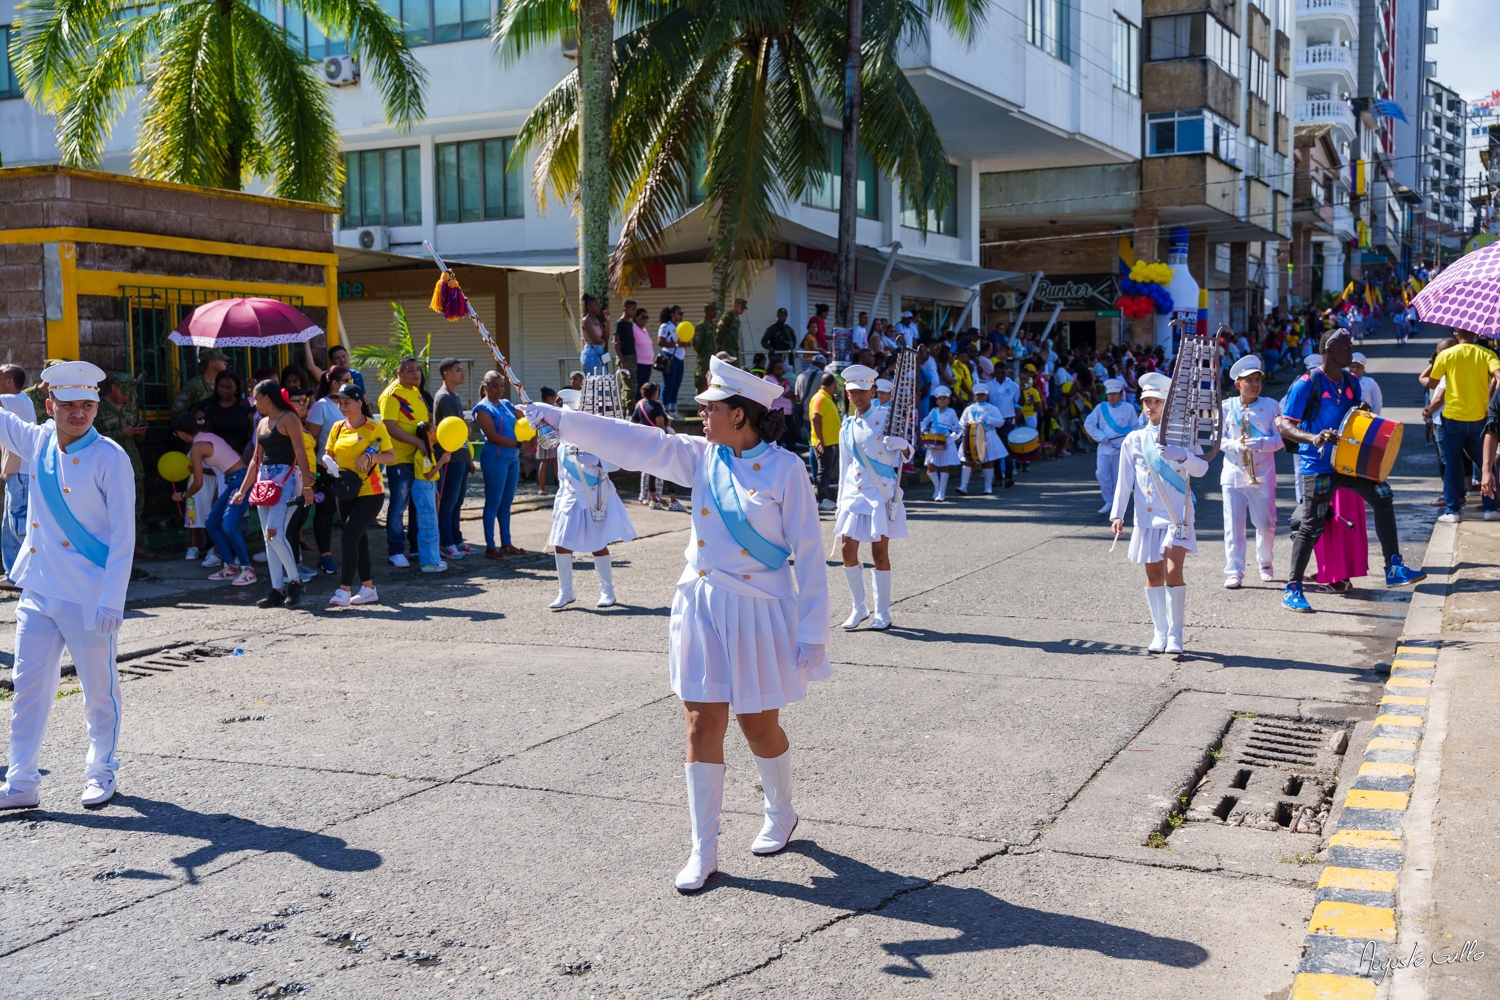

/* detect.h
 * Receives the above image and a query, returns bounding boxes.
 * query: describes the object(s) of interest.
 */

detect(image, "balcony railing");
[1297,44,1354,75]
[1295,99,1357,135]
[1296,0,1357,21]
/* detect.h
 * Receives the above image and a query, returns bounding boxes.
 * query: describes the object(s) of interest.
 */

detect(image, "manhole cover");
[1183,717,1350,835]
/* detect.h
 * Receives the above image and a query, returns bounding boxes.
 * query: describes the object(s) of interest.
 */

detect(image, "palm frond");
[133,8,241,188]
[513,69,582,215]
[300,0,426,130]
[493,0,578,63]
[11,0,140,107]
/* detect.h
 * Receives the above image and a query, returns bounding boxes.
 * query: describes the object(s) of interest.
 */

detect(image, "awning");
[771,217,1024,289]
[335,244,579,274]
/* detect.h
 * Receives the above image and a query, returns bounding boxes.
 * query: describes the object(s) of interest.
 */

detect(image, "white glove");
[95,608,123,635]
[883,436,912,456]
[795,642,826,671]
[524,402,563,430]
[1160,445,1188,463]
[320,453,340,476]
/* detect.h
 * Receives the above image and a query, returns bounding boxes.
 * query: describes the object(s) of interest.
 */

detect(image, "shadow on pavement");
[712,841,1209,979]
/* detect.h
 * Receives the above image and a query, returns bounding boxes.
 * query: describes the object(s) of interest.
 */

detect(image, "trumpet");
[1239,405,1259,486]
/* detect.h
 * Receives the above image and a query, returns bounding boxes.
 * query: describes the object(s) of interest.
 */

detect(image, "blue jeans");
[206,468,251,567]
[412,479,441,567]
[663,356,684,411]
[582,344,607,375]
[384,462,415,555]
[1440,417,1495,514]
[480,448,519,547]
[437,458,469,549]
[2,473,28,576]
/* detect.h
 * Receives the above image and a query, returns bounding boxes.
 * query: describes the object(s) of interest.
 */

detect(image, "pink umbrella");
[169,297,324,348]
[1411,242,1500,337]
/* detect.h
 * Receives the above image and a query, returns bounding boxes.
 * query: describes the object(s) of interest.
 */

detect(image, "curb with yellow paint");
[1289,640,1438,999]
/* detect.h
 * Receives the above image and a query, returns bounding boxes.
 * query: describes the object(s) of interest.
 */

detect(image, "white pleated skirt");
[924,441,960,467]
[833,499,909,541]
[547,490,639,553]
[1127,523,1199,563]
[669,578,835,715]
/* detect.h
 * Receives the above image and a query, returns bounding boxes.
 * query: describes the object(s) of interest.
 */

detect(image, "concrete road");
[0,331,1442,998]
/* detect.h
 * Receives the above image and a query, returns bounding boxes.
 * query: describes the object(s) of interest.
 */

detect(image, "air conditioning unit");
[323,54,359,86]
[338,226,388,251]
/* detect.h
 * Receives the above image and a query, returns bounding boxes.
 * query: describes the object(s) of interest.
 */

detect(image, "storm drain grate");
[115,642,233,679]
[1181,716,1350,836]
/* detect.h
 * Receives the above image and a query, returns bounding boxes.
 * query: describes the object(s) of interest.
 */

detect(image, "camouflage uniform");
[692,309,726,392]
[171,349,229,418]
[98,377,146,524]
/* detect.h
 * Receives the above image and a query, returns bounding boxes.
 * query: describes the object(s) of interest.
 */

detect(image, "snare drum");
[1332,409,1403,482]
[1006,426,1040,458]
[921,431,949,449]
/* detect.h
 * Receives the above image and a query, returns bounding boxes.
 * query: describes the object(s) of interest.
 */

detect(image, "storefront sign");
[796,246,838,289]
[1032,273,1119,312]
[337,281,366,299]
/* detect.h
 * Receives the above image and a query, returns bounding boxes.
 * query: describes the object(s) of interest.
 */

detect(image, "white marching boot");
[934,471,949,501]
[957,466,972,495]
[750,750,798,855]
[549,553,576,610]
[869,569,893,630]
[1145,586,1168,653]
[983,467,995,494]
[676,762,724,892]
[595,554,616,607]
[840,566,869,629]
[1165,585,1186,654]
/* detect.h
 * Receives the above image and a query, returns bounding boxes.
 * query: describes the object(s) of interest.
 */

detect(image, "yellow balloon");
[436,415,469,453]
[676,320,696,345]
[156,451,190,482]
[514,416,537,442]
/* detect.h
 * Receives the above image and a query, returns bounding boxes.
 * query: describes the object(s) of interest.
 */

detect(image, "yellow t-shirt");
[1430,343,1500,422]
[809,389,841,445]
[326,419,393,497]
[301,431,317,477]
[378,383,430,464]
[415,446,442,482]
[1021,386,1042,419]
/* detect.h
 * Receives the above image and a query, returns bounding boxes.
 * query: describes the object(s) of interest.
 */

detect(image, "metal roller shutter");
[335,295,496,408]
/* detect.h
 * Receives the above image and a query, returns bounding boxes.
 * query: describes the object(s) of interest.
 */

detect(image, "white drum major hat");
[874,378,894,393]
[1103,378,1125,393]
[1305,354,1323,371]
[42,360,108,402]
[1229,355,1264,380]
[933,385,952,398]
[1138,371,1172,401]
[840,364,878,391]
[695,355,784,408]
[1351,352,1367,365]
[557,388,582,410]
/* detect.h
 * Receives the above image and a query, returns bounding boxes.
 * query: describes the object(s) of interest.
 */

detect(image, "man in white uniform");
[1082,378,1141,513]
[1350,353,1382,415]
[0,362,135,810]
[832,365,911,631]
[1219,356,1283,588]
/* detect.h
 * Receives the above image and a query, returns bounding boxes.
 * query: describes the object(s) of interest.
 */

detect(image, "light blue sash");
[37,426,110,569]
[708,445,790,571]
[1142,433,1195,506]
[1098,403,1133,437]
[842,417,897,479]
[1227,399,1272,438]
[562,452,600,488]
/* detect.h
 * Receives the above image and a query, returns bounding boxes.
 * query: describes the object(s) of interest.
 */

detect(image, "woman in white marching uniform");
[1219,356,1282,588]
[0,362,134,810]
[920,386,961,501]
[525,356,831,892]
[1109,371,1209,654]
[1082,378,1141,513]
[546,388,638,609]
[833,364,912,631]
[956,385,1005,495]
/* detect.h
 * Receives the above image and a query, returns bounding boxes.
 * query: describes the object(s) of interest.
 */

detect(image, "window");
[1113,16,1140,96]
[342,147,422,228]
[1245,138,1268,179]
[1147,13,1240,77]
[0,26,18,99]
[1274,72,1287,116]
[803,129,879,219]
[379,0,490,45]
[1146,109,1238,163]
[286,5,350,59]
[1028,0,1070,63]
[901,165,959,237]
[436,138,523,222]
[1248,51,1268,101]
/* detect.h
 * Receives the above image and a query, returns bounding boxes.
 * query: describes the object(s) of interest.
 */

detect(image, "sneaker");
[650,500,666,510]
[256,589,286,608]
[284,581,304,608]
[421,561,448,573]
[457,543,475,555]
[1437,511,1461,523]
[1282,583,1313,613]
[231,568,257,587]
[252,552,268,564]
[297,564,317,583]
[1385,555,1427,588]
[668,500,687,513]
[327,588,352,608]
[0,783,40,810]
[184,546,200,561]
[1259,567,1276,583]
[318,555,337,575]
[1486,511,1500,521]
[819,499,836,511]
[208,565,241,581]
[80,776,116,808]
[441,545,466,561]
[1223,576,1242,589]
[201,552,223,569]
[350,585,380,606]
[389,553,411,568]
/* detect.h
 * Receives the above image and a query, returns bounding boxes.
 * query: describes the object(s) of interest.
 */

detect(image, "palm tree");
[349,302,430,383]
[510,0,985,308]
[11,0,426,203]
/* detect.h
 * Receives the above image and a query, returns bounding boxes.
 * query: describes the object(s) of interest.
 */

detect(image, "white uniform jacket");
[1218,397,1283,489]
[1083,401,1141,455]
[1358,376,1383,415]
[558,409,830,647]
[958,401,1005,458]
[1110,425,1210,531]
[920,407,961,466]
[0,412,135,619]
[548,444,637,552]
[988,378,1021,420]
[837,409,908,524]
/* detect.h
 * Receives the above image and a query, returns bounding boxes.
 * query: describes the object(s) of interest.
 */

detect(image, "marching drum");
[1332,409,1403,482]
[961,423,988,464]
[921,431,950,449]
[1006,426,1040,458]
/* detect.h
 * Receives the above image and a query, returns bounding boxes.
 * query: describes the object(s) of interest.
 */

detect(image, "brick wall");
[0,243,47,373]
[76,242,325,286]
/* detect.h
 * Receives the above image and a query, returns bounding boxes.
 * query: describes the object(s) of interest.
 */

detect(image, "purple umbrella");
[1411,242,1500,337]
[169,298,324,348]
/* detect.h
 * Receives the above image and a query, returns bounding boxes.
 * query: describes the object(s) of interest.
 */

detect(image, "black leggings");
[313,472,340,554]
[337,493,386,588]
[1288,472,1399,583]
[286,499,310,560]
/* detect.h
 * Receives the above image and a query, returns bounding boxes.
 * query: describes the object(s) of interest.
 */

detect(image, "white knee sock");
[554,553,574,599]
[936,471,949,498]
[841,566,868,628]
[958,466,972,492]
[983,467,994,493]
[871,569,893,625]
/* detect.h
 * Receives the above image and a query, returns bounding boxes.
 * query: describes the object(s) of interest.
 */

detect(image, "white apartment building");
[1292,0,1360,290]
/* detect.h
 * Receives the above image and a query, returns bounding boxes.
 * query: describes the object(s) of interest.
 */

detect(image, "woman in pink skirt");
[1311,488,1368,592]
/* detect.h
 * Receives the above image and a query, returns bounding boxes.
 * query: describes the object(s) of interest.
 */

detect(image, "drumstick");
[1108,536,1118,554]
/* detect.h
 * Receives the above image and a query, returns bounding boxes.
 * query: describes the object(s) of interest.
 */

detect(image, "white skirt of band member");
[924,440,960,467]
[833,495,908,542]
[1127,523,1199,563]
[547,489,639,553]
[670,577,834,715]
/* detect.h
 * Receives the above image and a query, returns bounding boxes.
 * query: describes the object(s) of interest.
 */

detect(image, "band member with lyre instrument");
[1082,378,1140,514]
[1219,356,1282,589]
[956,385,1005,495]
[920,386,961,501]
[522,356,830,893]
[1277,329,1426,613]
[833,364,913,631]
[1110,371,1208,655]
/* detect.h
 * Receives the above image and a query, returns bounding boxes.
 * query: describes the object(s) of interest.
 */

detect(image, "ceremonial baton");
[422,241,534,405]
